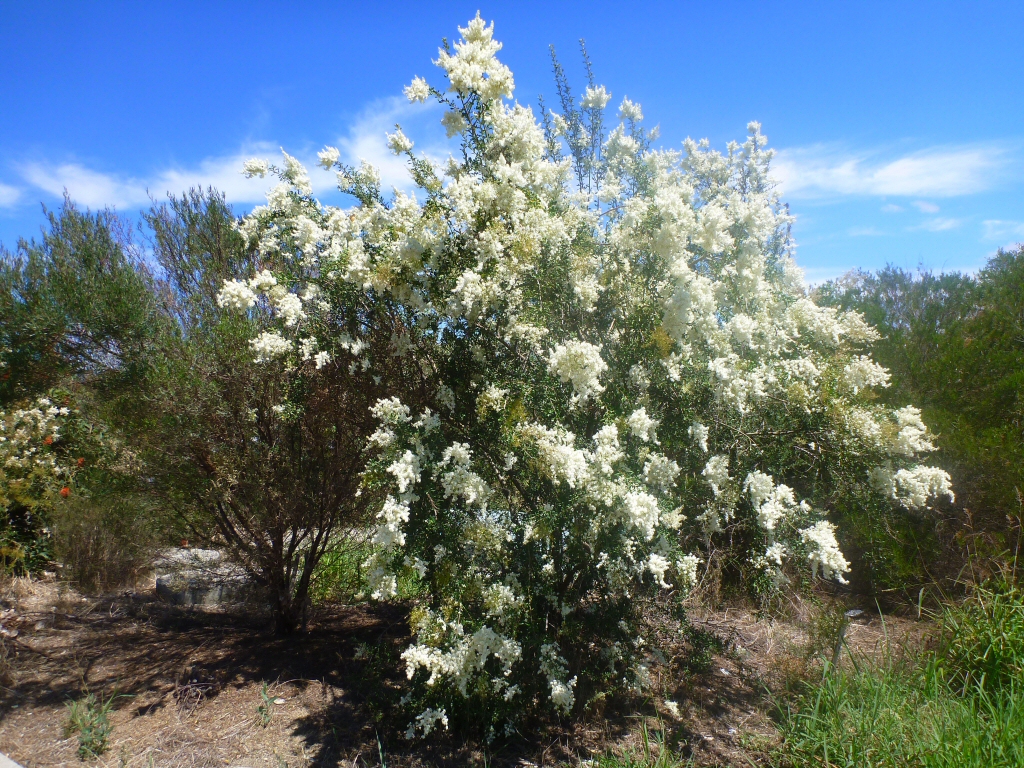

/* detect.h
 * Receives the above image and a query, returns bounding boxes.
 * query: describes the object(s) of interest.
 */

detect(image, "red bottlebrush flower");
[180,539,189,548]
[77,457,86,467]
[60,487,70,498]
[43,435,54,445]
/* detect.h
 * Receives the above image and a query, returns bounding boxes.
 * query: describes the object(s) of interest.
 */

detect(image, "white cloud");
[13,93,450,212]
[334,96,447,193]
[774,143,1011,199]
[913,200,939,213]
[18,145,278,210]
[912,217,962,232]
[0,182,21,208]
[881,203,904,213]
[982,219,1024,240]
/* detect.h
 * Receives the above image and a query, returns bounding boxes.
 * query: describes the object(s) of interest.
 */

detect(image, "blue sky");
[2,1,1022,282]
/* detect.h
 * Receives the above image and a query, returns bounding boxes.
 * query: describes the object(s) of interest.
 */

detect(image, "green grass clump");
[64,692,114,760]
[775,585,1024,768]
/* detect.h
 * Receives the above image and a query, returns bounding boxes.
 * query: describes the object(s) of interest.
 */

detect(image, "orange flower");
[77,457,86,467]
[43,435,54,445]
[60,487,70,498]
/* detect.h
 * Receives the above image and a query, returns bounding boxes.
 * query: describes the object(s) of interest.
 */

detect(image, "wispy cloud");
[0,182,23,208]
[913,200,939,213]
[912,217,962,232]
[333,96,447,193]
[17,145,280,210]
[773,143,1011,199]
[982,219,1024,241]
[848,226,887,237]
[11,94,449,212]
[881,203,904,213]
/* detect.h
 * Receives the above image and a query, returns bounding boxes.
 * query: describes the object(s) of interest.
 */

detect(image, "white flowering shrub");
[0,397,71,510]
[220,14,953,735]
[0,396,75,570]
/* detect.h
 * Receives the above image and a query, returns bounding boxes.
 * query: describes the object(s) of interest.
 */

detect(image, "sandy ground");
[0,576,930,767]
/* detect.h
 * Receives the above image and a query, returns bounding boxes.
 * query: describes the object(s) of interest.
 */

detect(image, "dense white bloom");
[521,423,589,488]
[250,331,293,362]
[619,97,643,121]
[313,350,331,369]
[547,341,607,401]
[402,623,521,696]
[893,406,935,456]
[477,384,509,415]
[591,424,623,475]
[648,553,672,588]
[846,407,882,443]
[540,644,576,713]
[438,442,491,508]
[406,708,448,739]
[702,455,731,496]
[875,464,955,509]
[799,521,850,584]
[249,269,278,293]
[676,554,700,590]
[627,407,659,443]
[404,76,431,103]
[581,85,611,109]
[435,13,514,100]
[644,454,680,492]
[388,450,422,494]
[317,146,340,169]
[623,490,661,541]
[241,158,269,178]
[230,15,955,728]
[374,495,411,548]
[273,291,306,327]
[688,422,710,453]
[744,471,806,531]
[371,397,412,426]
[216,279,256,310]
[844,355,891,394]
[387,127,414,155]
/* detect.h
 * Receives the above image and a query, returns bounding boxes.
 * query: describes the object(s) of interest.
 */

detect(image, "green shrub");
[934,583,1024,693]
[64,692,114,760]
[776,587,1024,768]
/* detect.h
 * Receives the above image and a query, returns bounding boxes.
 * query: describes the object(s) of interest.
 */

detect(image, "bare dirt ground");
[0,577,930,768]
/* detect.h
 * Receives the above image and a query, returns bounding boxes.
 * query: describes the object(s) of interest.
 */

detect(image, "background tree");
[818,249,1024,585]
[121,189,397,632]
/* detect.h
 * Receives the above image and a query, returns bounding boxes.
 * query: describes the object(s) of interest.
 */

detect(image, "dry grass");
[0,577,932,767]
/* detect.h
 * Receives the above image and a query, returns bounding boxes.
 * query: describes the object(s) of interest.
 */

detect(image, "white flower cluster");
[0,398,67,474]
[627,407,659,443]
[743,471,808,532]
[249,331,293,362]
[799,521,850,584]
[540,643,577,714]
[843,355,891,394]
[547,340,608,402]
[869,463,954,509]
[702,455,731,496]
[402,618,522,696]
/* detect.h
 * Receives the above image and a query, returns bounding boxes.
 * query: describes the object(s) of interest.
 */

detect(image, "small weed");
[257,682,274,727]
[64,691,114,760]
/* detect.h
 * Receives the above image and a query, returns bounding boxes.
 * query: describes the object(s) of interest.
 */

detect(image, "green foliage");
[64,691,115,760]
[118,189,382,632]
[776,587,1024,768]
[817,250,1024,585]
[0,198,158,406]
[935,582,1024,693]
